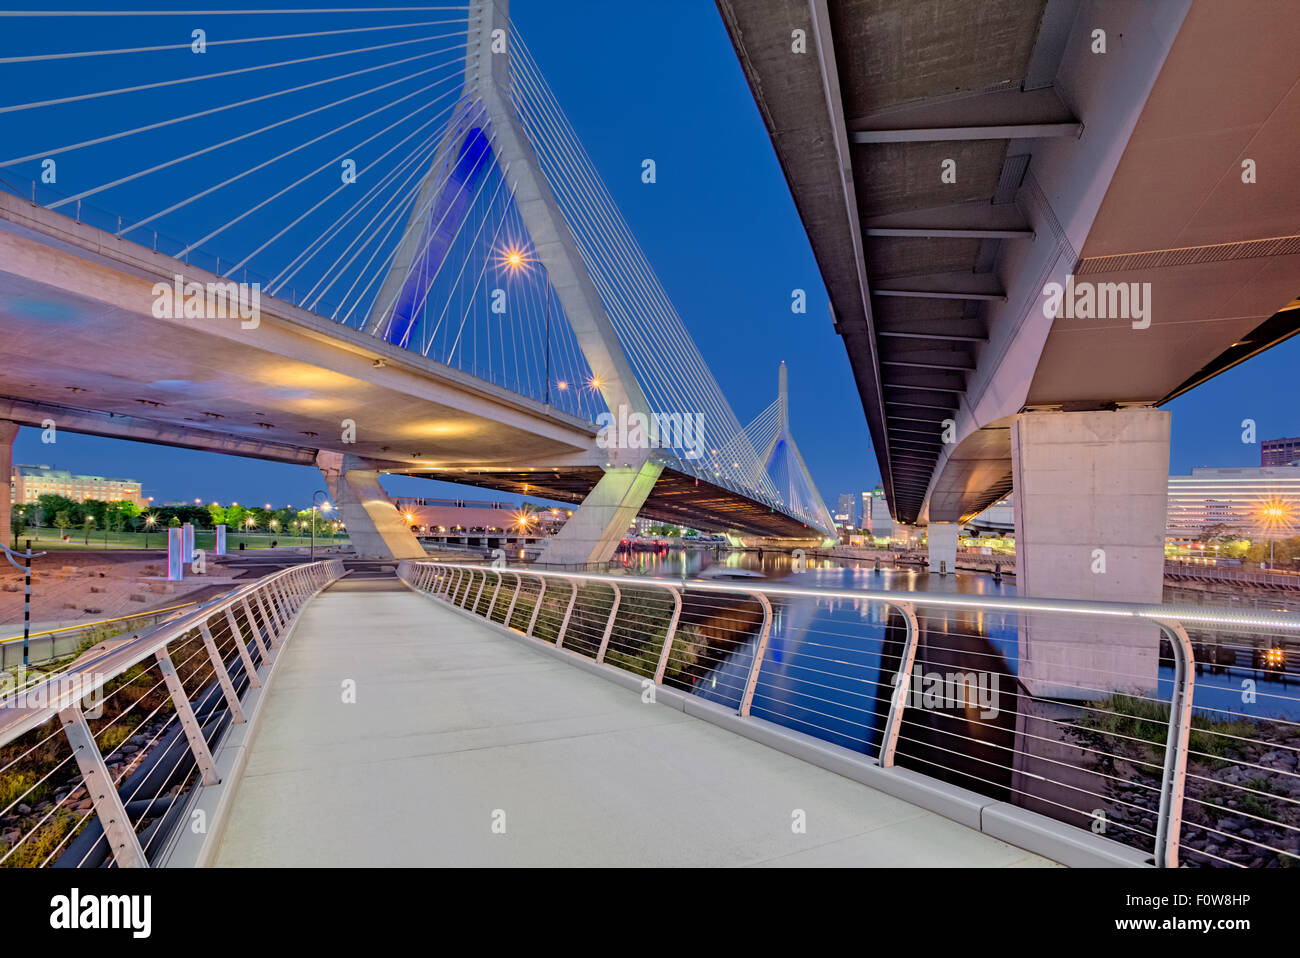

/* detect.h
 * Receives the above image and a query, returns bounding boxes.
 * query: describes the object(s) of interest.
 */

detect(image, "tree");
[82,514,96,545]
[9,506,28,548]
[53,510,72,537]
[168,515,181,528]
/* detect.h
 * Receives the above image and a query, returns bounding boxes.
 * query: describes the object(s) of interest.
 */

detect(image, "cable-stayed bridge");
[0,1,835,561]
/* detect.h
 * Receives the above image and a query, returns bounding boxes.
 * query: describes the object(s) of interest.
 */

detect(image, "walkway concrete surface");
[213,580,1055,867]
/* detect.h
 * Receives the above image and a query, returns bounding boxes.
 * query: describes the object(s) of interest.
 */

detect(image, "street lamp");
[143,513,157,550]
[311,489,332,560]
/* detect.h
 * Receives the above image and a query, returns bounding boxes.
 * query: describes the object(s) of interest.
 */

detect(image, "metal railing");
[0,559,343,867]
[0,603,201,671]
[399,559,1300,869]
[1165,561,1300,590]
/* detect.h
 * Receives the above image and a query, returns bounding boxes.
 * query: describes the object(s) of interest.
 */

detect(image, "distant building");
[1261,437,1300,467]
[1166,466,1300,539]
[391,496,569,535]
[835,492,857,528]
[866,486,892,538]
[10,464,144,507]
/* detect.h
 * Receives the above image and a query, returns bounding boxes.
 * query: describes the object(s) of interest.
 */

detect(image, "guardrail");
[1165,561,1300,590]
[0,559,344,867]
[0,603,201,671]
[399,560,1300,868]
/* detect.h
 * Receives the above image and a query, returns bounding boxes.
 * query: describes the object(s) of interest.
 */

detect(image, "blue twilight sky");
[5,1,1297,512]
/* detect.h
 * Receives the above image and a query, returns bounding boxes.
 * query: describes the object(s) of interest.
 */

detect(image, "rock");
[16,804,31,815]
[120,745,138,754]
[1241,828,1257,840]
[129,735,147,746]
[75,800,93,811]
[1219,817,1243,833]
[129,594,148,603]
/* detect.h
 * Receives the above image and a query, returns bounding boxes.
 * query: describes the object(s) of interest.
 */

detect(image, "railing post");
[486,570,503,620]
[199,620,245,723]
[225,606,262,686]
[241,598,272,661]
[555,579,579,648]
[59,706,148,868]
[652,585,683,685]
[738,591,773,717]
[1154,617,1195,869]
[595,582,621,663]
[473,570,488,613]
[878,601,920,767]
[526,575,547,637]
[504,572,522,629]
[154,646,218,785]
[255,591,282,647]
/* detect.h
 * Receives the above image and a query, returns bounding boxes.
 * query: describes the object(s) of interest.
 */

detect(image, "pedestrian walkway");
[213,579,1054,867]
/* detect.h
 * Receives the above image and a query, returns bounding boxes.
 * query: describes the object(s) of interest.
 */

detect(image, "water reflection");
[619,547,1298,865]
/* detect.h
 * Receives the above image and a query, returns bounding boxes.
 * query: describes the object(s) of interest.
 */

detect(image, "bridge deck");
[212,578,1053,867]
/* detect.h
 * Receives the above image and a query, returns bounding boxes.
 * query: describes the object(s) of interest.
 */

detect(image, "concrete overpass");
[718,0,1300,610]
[0,191,829,557]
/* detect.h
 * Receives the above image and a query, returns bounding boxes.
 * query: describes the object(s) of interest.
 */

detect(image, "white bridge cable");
[227,106,451,276]
[509,37,796,514]
[0,7,474,15]
[351,108,502,334]
[48,46,465,214]
[513,33,832,528]
[361,100,496,334]
[509,39,769,488]
[0,31,461,116]
[508,54,745,467]
[169,71,468,257]
[267,112,453,294]
[0,17,469,64]
[0,45,463,168]
[295,130,452,317]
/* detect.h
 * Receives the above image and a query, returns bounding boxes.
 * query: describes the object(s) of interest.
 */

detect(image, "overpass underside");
[407,464,826,540]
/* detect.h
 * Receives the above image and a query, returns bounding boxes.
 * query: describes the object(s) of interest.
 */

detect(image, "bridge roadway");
[209,577,1052,867]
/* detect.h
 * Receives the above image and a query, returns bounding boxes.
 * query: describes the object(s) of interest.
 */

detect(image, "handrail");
[404,561,1300,631]
[399,558,1300,870]
[0,558,345,868]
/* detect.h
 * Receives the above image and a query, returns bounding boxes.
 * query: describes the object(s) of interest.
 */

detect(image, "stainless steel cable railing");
[399,559,1300,869]
[0,559,343,868]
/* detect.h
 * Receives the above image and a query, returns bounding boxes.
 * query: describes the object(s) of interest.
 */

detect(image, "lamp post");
[143,513,157,550]
[311,490,332,560]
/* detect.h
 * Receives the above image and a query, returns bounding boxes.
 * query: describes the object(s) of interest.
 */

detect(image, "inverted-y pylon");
[745,363,836,535]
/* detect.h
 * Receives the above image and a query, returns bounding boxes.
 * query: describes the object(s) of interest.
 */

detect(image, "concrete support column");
[926,522,959,575]
[1011,409,1170,699]
[0,421,17,547]
[536,461,663,565]
[316,451,426,560]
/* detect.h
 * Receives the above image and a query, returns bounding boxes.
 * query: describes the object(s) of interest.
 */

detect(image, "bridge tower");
[350,0,664,564]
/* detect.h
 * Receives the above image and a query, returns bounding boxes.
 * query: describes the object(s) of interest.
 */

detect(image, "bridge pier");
[536,461,662,565]
[926,522,959,575]
[316,451,425,560]
[0,420,16,544]
[1011,409,1170,699]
